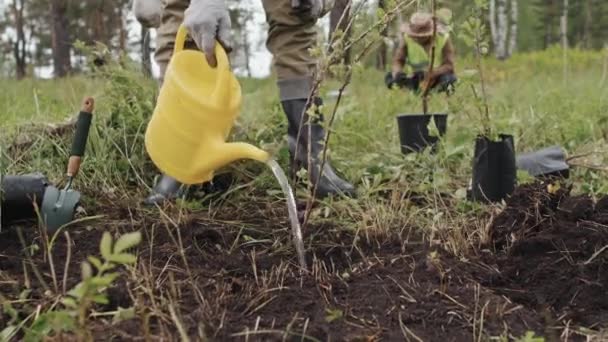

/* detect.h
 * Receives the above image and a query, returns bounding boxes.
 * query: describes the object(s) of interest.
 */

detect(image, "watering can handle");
[66,97,94,177]
[174,24,230,69]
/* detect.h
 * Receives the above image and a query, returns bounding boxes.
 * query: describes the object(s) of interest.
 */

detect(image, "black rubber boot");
[143,174,184,206]
[281,98,356,198]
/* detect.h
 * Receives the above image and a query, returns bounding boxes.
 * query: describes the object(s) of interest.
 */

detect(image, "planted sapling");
[460,0,517,203]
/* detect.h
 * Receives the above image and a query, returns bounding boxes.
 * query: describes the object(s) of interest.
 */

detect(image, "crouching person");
[385,12,456,94]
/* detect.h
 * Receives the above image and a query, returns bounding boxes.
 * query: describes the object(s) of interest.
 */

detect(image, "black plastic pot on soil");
[470,134,516,203]
[397,113,447,154]
[1,174,48,226]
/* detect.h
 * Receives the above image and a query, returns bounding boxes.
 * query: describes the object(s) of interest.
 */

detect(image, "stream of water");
[266,159,307,271]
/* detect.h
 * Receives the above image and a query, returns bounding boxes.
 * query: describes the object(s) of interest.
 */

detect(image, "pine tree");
[531,0,560,49]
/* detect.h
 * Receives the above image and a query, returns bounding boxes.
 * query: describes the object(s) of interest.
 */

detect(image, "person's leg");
[261,0,355,198]
[154,0,197,82]
[145,0,191,205]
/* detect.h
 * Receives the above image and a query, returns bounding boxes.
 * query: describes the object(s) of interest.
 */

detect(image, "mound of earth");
[486,183,608,329]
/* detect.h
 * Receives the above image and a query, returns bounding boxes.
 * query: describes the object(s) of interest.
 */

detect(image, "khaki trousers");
[155,0,318,100]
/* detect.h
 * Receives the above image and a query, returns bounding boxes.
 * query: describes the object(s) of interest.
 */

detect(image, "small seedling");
[515,331,545,342]
[25,231,141,341]
[459,0,493,137]
[324,308,344,323]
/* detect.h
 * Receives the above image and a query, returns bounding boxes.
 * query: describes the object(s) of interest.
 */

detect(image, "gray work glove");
[184,0,232,67]
[132,0,161,28]
[291,0,335,19]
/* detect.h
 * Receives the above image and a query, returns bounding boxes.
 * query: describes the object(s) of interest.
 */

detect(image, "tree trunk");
[93,3,105,44]
[489,0,497,45]
[242,15,252,78]
[507,0,518,56]
[495,0,508,59]
[141,26,152,77]
[119,6,127,51]
[329,0,352,65]
[548,0,559,48]
[375,0,387,70]
[582,0,592,49]
[561,0,568,82]
[11,0,27,79]
[560,0,569,50]
[50,0,71,77]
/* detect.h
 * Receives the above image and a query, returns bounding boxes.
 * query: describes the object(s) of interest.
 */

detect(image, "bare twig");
[17,227,50,292]
[398,312,424,342]
[421,0,438,114]
[302,0,417,226]
[168,303,190,342]
[568,161,608,172]
[583,245,608,265]
[62,232,72,294]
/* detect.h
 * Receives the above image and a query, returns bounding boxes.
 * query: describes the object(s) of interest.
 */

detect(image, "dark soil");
[2,184,607,341]
[485,183,608,330]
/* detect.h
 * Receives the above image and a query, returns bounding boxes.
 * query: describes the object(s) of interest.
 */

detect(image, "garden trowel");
[41,97,94,232]
[516,145,570,178]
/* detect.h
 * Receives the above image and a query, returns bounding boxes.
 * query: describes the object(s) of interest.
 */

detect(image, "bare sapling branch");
[421,0,438,115]
[303,0,419,226]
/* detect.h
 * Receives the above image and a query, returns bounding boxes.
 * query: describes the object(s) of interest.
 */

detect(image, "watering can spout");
[223,142,270,163]
[201,142,270,175]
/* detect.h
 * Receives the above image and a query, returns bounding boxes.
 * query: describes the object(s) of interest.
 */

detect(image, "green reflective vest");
[403,33,449,73]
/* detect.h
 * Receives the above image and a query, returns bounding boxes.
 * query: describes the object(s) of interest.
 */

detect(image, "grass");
[0,77,104,129]
[1,48,607,340]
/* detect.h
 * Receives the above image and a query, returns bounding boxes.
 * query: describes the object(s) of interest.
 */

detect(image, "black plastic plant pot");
[1,174,48,226]
[471,134,517,203]
[397,113,448,154]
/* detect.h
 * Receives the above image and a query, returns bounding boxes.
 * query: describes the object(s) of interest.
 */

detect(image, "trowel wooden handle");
[67,156,82,177]
[67,97,94,177]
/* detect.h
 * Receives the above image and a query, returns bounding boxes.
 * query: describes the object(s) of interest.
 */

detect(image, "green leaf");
[324,308,343,323]
[90,273,119,287]
[81,261,93,280]
[3,302,18,321]
[0,325,18,341]
[517,170,534,184]
[100,232,113,260]
[92,294,109,305]
[19,289,32,300]
[516,331,545,342]
[25,311,76,342]
[427,117,440,137]
[112,307,136,323]
[62,297,78,308]
[113,231,142,254]
[88,256,103,270]
[454,188,468,200]
[67,283,87,299]
[107,253,137,264]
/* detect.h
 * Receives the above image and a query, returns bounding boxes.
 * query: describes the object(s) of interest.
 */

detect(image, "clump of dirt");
[486,183,608,328]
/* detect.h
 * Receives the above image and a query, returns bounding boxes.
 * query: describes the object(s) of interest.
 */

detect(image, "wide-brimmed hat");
[402,12,446,38]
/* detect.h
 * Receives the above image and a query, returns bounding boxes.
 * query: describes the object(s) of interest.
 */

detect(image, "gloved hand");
[132,0,161,28]
[412,71,427,83]
[385,71,409,89]
[184,0,232,67]
[291,0,335,19]
[384,72,394,88]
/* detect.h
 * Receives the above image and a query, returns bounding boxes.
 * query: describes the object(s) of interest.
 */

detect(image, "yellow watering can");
[145,25,269,185]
